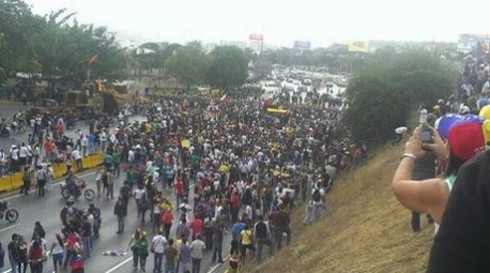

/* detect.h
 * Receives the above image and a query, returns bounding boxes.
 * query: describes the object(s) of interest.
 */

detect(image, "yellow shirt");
[240,230,252,245]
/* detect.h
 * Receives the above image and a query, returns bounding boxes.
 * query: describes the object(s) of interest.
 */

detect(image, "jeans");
[93,219,100,238]
[178,262,190,273]
[37,180,45,197]
[153,252,163,272]
[164,263,175,273]
[9,258,18,273]
[192,258,201,273]
[211,243,223,263]
[113,162,120,176]
[82,235,91,257]
[255,238,273,264]
[117,215,125,232]
[139,253,147,270]
[276,227,291,251]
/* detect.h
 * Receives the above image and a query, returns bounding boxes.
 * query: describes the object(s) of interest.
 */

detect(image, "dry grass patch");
[252,145,434,273]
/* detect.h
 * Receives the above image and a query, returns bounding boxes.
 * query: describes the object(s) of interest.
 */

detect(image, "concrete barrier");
[0,153,105,193]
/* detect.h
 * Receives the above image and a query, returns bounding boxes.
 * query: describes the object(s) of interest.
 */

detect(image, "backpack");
[313,189,322,202]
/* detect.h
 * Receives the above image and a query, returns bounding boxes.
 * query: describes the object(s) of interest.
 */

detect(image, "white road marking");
[0,223,20,232]
[207,255,230,273]
[105,256,133,273]
[3,169,98,201]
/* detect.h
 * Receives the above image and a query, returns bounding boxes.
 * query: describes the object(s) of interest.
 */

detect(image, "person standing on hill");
[410,151,436,233]
[392,126,411,146]
[275,205,291,251]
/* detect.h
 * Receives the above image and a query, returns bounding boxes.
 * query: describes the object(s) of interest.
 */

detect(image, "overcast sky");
[24,0,490,48]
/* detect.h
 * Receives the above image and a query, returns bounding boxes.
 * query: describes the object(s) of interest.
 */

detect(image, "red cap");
[448,122,486,161]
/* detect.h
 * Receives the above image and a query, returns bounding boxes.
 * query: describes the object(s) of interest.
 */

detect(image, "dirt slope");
[253,145,434,273]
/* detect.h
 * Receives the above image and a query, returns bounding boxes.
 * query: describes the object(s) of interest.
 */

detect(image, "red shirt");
[231,194,241,209]
[29,244,43,260]
[189,218,203,236]
[174,181,184,196]
[161,211,174,224]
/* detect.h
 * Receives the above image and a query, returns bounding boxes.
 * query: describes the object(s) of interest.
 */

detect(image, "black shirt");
[427,151,490,272]
[254,221,268,239]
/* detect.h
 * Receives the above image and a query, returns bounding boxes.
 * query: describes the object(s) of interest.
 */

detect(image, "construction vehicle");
[64,80,147,116]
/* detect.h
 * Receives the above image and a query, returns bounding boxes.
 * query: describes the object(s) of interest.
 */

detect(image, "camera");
[421,126,433,144]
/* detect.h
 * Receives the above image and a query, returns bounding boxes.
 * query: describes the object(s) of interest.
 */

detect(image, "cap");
[448,121,487,161]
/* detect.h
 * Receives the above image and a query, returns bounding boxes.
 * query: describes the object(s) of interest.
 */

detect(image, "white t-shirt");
[395,126,408,134]
[71,150,81,160]
[19,146,29,158]
[151,235,167,254]
[134,189,145,200]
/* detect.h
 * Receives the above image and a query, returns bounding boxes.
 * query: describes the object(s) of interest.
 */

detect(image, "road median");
[0,153,105,194]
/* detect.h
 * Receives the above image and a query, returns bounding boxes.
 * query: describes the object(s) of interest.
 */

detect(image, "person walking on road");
[35,165,47,198]
[151,229,167,273]
[163,239,178,273]
[49,233,64,273]
[189,235,206,273]
[17,235,28,273]
[0,241,5,273]
[114,196,128,234]
[178,238,191,273]
[8,234,20,273]
[28,239,44,273]
[136,231,150,272]
[127,229,142,271]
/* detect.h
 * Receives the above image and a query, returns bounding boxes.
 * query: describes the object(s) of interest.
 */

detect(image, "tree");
[344,48,456,144]
[165,42,210,89]
[207,46,249,90]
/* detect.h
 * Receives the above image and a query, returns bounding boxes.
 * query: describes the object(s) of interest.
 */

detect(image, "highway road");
[0,110,235,273]
[0,170,233,273]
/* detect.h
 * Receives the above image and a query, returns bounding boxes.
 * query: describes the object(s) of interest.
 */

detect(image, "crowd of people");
[0,92,367,273]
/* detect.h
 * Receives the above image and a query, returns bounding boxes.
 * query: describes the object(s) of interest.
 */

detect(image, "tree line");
[0,0,251,92]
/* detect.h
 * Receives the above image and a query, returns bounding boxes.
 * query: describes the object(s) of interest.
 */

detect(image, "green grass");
[252,144,433,273]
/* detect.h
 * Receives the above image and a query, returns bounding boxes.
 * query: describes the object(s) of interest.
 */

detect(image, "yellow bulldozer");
[64,80,148,114]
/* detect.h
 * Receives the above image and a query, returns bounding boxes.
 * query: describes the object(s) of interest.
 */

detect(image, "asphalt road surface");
[0,111,235,273]
[0,170,233,273]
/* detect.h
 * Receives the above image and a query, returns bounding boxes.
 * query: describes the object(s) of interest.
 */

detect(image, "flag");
[88,54,99,66]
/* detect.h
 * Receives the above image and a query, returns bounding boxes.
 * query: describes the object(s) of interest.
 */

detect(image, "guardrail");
[0,153,105,193]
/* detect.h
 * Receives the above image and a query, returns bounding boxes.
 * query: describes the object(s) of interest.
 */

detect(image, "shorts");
[229,260,239,269]
[52,253,63,264]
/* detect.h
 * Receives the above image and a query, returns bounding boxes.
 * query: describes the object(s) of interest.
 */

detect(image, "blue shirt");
[179,244,191,264]
[231,222,246,240]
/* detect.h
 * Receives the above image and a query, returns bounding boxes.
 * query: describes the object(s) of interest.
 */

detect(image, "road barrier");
[0,153,105,193]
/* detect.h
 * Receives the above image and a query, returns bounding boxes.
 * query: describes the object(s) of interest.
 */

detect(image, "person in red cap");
[392,121,487,225]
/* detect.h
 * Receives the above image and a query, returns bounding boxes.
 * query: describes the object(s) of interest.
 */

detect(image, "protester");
[392,121,487,224]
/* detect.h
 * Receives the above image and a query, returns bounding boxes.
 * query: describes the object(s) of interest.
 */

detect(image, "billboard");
[249,34,264,42]
[294,41,311,50]
[348,40,370,53]
[457,34,490,53]
[249,33,264,54]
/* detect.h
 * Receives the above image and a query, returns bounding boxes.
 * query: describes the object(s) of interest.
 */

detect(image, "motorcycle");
[60,180,95,201]
[0,200,19,223]
[0,124,11,137]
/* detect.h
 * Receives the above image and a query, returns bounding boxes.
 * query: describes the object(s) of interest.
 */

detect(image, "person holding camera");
[392,121,487,225]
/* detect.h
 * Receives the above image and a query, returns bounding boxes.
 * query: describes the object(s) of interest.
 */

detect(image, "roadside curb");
[0,165,104,199]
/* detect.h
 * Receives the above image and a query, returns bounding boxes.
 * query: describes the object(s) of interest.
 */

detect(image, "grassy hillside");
[252,144,434,273]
